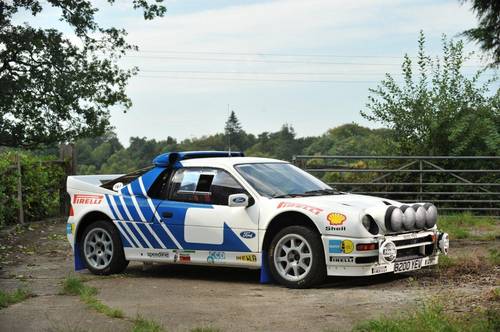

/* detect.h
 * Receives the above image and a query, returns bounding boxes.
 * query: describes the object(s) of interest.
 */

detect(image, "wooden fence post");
[59,144,76,216]
[15,154,25,224]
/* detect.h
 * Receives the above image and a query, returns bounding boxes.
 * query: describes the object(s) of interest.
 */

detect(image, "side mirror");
[228,193,250,207]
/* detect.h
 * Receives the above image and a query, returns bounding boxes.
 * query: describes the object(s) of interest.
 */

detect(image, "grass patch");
[61,276,124,318]
[438,213,499,241]
[0,288,34,309]
[132,316,165,332]
[353,302,500,332]
[190,328,221,332]
[487,248,500,266]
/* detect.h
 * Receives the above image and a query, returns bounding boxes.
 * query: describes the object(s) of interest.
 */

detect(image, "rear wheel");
[267,225,326,288]
[80,220,128,275]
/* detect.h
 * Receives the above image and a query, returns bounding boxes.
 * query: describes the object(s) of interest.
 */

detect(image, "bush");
[0,151,65,227]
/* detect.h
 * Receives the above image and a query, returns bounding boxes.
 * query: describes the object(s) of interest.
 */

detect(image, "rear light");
[356,243,379,251]
[69,205,74,217]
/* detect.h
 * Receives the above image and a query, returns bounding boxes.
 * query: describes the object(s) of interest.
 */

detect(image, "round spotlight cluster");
[385,203,438,232]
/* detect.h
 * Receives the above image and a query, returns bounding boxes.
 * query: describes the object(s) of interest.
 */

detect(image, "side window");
[169,168,246,205]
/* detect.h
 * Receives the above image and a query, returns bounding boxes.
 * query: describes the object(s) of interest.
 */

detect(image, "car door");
[155,167,259,253]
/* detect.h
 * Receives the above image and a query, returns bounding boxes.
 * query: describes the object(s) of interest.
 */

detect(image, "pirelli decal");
[73,194,103,205]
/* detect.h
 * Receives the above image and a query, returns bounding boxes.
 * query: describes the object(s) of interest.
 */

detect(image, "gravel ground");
[0,219,498,332]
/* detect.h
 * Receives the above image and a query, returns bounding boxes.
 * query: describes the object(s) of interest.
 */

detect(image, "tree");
[224,110,244,150]
[361,31,499,156]
[461,0,500,67]
[0,1,166,149]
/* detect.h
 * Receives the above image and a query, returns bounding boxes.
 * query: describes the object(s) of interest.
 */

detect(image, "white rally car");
[66,151,449,288]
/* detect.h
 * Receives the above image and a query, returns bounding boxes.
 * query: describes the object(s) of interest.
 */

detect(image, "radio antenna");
[227,104,231,155]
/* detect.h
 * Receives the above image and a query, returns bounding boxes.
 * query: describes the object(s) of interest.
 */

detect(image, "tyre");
[267,225,326,288]
[79,220,129,275]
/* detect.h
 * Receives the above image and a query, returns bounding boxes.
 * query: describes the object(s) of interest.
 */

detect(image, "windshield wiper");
[272,193,303,198]
[303,189,339,196]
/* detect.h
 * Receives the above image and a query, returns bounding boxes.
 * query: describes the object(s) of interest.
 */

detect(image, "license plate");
[393,258,422,273]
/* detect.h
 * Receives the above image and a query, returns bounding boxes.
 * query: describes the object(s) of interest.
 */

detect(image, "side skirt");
[123,247,261,269]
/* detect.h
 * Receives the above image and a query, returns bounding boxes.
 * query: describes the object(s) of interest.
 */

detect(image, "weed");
[60,276,124,318]
[487,249,500,266]
[0,288,34,309]
[353,301,500,332]
[438,213,499,241]
[132,315,165,332]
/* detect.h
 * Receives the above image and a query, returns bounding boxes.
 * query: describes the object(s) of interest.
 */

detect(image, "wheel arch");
[75,211,114,245]
[261,211,322,252]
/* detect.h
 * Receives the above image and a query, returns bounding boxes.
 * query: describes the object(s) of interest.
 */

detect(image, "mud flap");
[74,242,86,271]
[259,250,273,284]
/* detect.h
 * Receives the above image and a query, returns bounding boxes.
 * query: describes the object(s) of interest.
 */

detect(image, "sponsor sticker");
[146,252,169,258]
[325,225,346,232]
[179,254,191,262]
[328,239,354,254]
[240,231,256,239]
[327,213,346,225]
[73,194,103,205]
[372,265,388,274]
[66,224,73,235]
[277,202,323,215]
[342,240,354,254]
[207,251,225,263]
[329,256,354,263]
[236,254,257,262]
[380,241,397,263]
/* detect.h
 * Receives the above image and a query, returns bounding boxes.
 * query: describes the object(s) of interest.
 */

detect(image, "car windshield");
[234,163,337,198]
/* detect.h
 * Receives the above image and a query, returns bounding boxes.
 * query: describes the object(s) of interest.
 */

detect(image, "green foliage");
[362,31,499,156]
[353,301,499,332]
[0,151,64,227]
[132,316,165,332]
[438,213,499,240]
[0,0,166,148]
[488,248,500,266]
[0,288,34,309]
[462,0,500,67]
[61,276,124,318]
[61,276,86,296]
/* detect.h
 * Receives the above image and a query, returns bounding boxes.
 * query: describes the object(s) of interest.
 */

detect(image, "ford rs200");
[66,151,449,288]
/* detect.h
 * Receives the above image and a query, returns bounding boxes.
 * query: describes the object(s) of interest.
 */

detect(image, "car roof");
[179,156,287,168]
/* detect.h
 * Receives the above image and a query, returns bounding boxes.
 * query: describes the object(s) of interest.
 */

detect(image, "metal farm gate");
[293,156,500,215]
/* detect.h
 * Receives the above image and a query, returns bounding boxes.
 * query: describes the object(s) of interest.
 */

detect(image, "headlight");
[400,205,416,230]
[438,232,449,255]
[384,207,405,232]
[412,205,426,229]
[390,208,404,232]
[362,214,379,235]
[423,203,438,228]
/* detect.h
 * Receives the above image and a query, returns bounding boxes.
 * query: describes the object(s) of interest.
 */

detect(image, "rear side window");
[168,168,246,205]
[101,167,152,191]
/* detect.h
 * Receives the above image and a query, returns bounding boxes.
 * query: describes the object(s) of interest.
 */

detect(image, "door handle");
[162,211,173,219]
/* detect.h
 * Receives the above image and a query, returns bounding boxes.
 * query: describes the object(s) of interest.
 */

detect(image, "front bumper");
[323,230,446,277]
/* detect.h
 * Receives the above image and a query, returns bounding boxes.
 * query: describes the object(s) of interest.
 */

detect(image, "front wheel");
[267,225,326,288]
[80,220,129,275]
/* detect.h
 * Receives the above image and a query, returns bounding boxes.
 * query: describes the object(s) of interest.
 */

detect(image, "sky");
[14,0,497,145]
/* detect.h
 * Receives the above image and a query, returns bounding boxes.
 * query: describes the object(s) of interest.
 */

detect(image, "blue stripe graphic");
[105,195,118,219]
[123,188,141,221]
[116,222,138,248]
[113,196,129,221]
[137,223,162,249]
[127,222,149,248]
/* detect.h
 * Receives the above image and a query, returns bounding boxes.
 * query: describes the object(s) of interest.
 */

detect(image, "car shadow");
[122,262,411,288]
